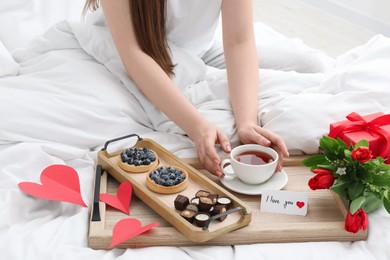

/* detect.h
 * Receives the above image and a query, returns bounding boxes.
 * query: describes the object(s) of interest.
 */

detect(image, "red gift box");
[328,112,390,162]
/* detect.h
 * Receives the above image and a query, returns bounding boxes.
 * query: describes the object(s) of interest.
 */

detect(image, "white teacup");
[220,144,278,185]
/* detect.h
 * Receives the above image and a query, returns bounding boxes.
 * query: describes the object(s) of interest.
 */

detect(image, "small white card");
[260,190,308,216]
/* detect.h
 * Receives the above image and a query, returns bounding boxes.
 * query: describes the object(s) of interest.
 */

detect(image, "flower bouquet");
[302,135,390,233]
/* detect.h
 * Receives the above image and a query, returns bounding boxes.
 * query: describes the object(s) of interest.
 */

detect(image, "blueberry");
[166,179,175,186]
[147,151,154,158]
[126,158,134,165]
[133,159,141,166]
[143,158,151,165]
[126,149,135,157]
[121,153,129,162]
[175,177,183,185]
[156,179,166,186]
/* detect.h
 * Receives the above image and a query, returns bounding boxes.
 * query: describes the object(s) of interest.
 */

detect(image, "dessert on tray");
[119,147,158,173]
[146,165,189,194]
[174,190,233,227]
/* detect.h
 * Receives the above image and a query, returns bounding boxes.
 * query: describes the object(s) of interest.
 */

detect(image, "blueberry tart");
[119,147,158,173]
[146,166,188,194]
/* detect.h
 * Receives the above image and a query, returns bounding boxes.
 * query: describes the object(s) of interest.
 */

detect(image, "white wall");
[299,0,390,36]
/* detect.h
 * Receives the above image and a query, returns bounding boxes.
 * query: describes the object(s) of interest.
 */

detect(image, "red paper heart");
[100,181,132,214]
[296,201,305,208]
[18,164,87,207]
[109,218,160,248]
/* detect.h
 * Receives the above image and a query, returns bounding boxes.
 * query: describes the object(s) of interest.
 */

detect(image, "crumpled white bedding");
[1,17,390,260]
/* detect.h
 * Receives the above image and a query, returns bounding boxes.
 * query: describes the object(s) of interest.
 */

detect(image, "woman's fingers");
[270,144,284,172]
[216,129,231,153]
[255,127,289,157]
[195,132,224,177]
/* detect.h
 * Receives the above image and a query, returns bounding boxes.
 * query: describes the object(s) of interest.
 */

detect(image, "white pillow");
[0,0,85,51]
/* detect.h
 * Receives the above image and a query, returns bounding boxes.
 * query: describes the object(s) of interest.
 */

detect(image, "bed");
[1,1,390,259]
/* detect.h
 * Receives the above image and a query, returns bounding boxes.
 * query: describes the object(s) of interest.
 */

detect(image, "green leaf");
[301,154,328,168]
[330,181,349,198]
[320,136,343,159]
[337,146,347,159]
[356,166,373,182]
[338,138,349,149]
[354,139,369,149]
[348,181,364,200]
[362,194,382,213]
[344,150,352,159]
[350,196,366,214]
[383,196,390,215]
[371,174,390,188]
[316,164,337,172]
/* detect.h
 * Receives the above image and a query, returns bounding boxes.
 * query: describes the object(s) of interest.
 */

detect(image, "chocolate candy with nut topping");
[198,196,213,212]
[211,204,228,222]
[180,209,196,223]
[195,190,210,198]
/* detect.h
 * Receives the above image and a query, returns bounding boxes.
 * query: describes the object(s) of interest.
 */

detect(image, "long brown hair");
[83,0,175,77]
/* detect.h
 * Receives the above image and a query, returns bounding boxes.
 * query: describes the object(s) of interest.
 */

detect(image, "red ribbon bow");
[329,112,390,158]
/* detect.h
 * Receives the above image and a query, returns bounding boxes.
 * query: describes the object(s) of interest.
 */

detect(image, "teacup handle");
[220,159,236,181]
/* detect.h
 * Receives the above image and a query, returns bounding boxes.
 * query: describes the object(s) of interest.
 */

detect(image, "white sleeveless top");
[166,0,222,58]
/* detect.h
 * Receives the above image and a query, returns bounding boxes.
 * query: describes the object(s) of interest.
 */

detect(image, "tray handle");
[101,134,143,152]
[202,207,248,231]
[91,165,103,222]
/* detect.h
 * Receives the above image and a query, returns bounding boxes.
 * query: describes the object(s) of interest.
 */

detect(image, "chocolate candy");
[217,196,232,209]
[198,196,213,212]
[211,204,227,222]
[208,193,219,205]
[190,197,200,205]
[195,190,210,198]
[180,209,196,223]
[174,194,189,211]
[195,213,211,227]
[185,203,199,213]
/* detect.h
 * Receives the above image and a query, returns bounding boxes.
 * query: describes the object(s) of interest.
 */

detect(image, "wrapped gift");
[328,112,390,162]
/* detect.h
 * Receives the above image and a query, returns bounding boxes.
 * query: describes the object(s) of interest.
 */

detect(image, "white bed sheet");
[1,12,390,260]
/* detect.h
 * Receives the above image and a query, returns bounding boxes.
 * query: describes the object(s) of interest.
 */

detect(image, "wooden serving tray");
[88,152,368,249]
[93,134,252,245]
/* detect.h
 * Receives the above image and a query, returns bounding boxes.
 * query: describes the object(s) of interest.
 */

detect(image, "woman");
[83,0,289,176]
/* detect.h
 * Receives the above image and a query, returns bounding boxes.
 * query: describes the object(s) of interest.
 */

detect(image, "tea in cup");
[220,144,278,185]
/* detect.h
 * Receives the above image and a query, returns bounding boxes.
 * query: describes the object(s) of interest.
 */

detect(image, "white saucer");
[220,166,288,195]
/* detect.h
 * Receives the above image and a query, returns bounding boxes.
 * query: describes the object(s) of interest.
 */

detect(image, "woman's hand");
[191,122,231,177]
[237,124,289,172]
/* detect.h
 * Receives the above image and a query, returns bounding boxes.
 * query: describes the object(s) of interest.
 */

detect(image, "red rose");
[345,209,368,233]
[308,168,335,190]
[352,146,373,163]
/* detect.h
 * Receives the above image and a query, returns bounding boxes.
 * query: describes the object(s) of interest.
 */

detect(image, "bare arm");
[221,0,288,169]
[101,0,230,175]
[221,0,259,132]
